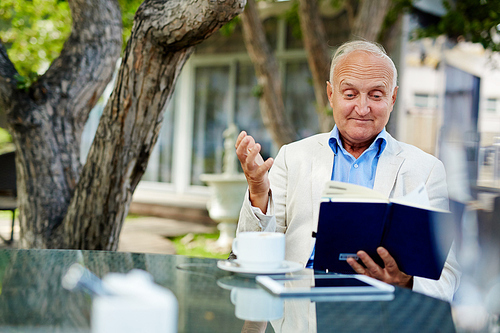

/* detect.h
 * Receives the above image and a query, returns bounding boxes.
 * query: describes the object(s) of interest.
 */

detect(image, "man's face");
[327,51,398,147]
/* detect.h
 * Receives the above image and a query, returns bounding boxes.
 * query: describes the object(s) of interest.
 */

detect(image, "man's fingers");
[262,157,274,170]
[347,257,367,275]
[377,247,399,274]
[357,251,382,277]
[247,142,262,164]
[235,131,247,149]
[255,157,273,176]
[236,135,254,162]
[247,158,273,182]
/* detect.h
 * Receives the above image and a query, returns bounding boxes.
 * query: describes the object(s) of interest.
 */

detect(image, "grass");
[0,210,16,220]
[168,232,231,260]
[1,211,229,259]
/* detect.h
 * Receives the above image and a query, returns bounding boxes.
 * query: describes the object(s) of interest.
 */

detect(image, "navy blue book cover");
[382,204,453,279]
[313,182,453,280]
[314,201,389,274]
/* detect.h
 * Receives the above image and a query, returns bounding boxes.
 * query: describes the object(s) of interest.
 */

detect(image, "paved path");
[0,215,216,254]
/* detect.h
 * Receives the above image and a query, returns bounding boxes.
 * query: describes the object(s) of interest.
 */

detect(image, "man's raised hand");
[235,131,274,213]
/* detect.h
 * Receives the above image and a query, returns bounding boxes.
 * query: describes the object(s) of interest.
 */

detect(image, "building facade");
[81,8,500,210]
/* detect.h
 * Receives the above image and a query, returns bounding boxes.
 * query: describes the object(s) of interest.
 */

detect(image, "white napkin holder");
[91,269,178,333]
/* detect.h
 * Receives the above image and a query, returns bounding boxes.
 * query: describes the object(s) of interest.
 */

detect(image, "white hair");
[329,40,398,90]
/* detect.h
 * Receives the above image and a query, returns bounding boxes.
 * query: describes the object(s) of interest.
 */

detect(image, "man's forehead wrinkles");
[334,55,394,88]
[336,67,392,79]
[337,78,390,91]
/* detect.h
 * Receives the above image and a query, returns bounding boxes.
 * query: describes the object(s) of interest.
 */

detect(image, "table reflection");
[217,276,284,322]
[0,249,455,332]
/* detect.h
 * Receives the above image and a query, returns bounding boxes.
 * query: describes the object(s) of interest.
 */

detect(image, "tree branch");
[298,0,334,132]
[9,0,123,248]
[344,0,357,29]
[351,0,392,41]
[40,0,122,128]
[240,0,297,146]
[138,0,247,51]
[61,0,246,250]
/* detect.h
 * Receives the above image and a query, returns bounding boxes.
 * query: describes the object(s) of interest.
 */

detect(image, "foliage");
[0,127,11,144]
[169,233,230,259]
[378,0,413,42]
[0,0,142,78]
[118,0,144,49]
[283,1,301,40]
[414,0,500,52]
[251,84,264,98]
[14,72,39,90]
[220,16,242,36]
[0,127,14,154]
[0,0,72,77]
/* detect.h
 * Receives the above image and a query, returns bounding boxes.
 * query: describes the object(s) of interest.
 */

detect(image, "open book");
[313,181,454,280]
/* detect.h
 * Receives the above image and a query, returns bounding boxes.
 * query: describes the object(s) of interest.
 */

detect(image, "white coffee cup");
[230,287,284,321]
[232,232,285,269]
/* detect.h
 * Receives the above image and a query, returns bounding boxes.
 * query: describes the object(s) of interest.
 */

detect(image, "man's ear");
[392,86,399,106]
[326,81,334,105]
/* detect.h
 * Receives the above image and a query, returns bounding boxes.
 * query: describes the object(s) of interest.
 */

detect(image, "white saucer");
[217,260,303,275]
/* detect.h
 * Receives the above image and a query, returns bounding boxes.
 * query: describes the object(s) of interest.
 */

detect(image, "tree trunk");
[240,0,298,147]
[297,0,334,133]
[350,0,392,41]
[0,0,246,249]
[61,0,246,250]
[379,13,405,137]
[347,0,398,136]
[1,0,123,248]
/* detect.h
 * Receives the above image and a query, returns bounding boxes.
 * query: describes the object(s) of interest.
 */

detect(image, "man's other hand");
[346,247,413,289]
[235,131,274,213]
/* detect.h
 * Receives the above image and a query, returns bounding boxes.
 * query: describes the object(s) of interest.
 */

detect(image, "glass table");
[0,249,455,332]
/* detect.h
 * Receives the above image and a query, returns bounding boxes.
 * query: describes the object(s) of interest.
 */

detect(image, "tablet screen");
[314,277,371,288]
[270,276,371,289]
[256,274,395,297]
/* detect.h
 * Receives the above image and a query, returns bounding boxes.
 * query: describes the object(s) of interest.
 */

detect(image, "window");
[142,97,175,183]
[486,98,497,113]
[191,66,231,185]
[414,93,438,108]
[189,60,319,186]
[234,63,273,162]
[284,61,320,138]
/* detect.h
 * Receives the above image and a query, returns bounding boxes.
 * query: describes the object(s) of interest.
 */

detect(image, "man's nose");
[355,96,370,116]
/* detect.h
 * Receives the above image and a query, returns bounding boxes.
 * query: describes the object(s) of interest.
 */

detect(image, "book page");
[397,183,430,207]
[390,183,448,212]
[322,181,388,203]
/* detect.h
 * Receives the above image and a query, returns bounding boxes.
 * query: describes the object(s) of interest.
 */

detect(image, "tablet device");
[256,274,394,299]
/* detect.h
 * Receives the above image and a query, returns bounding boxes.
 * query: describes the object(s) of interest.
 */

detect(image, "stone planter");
[200,173,247,251]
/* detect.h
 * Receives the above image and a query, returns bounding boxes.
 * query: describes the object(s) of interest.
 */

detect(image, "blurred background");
[1,0,500,330]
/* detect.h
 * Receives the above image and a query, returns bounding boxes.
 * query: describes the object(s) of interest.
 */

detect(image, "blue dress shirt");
[306,125,387,268]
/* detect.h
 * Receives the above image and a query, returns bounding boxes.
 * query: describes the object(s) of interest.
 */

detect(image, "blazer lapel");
[373,133,404,197]
[311,135,334,231]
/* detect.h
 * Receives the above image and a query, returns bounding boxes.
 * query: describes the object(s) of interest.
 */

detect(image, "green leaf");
[1,0,143,75]
[416,0,500,52]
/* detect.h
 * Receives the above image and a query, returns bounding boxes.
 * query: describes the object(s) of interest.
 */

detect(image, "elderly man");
[235,40,460,302]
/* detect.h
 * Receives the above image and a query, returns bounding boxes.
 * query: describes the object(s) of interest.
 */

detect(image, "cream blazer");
[237,132,460,302]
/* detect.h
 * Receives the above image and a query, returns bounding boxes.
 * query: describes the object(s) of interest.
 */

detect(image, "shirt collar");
[328,125,387,157]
